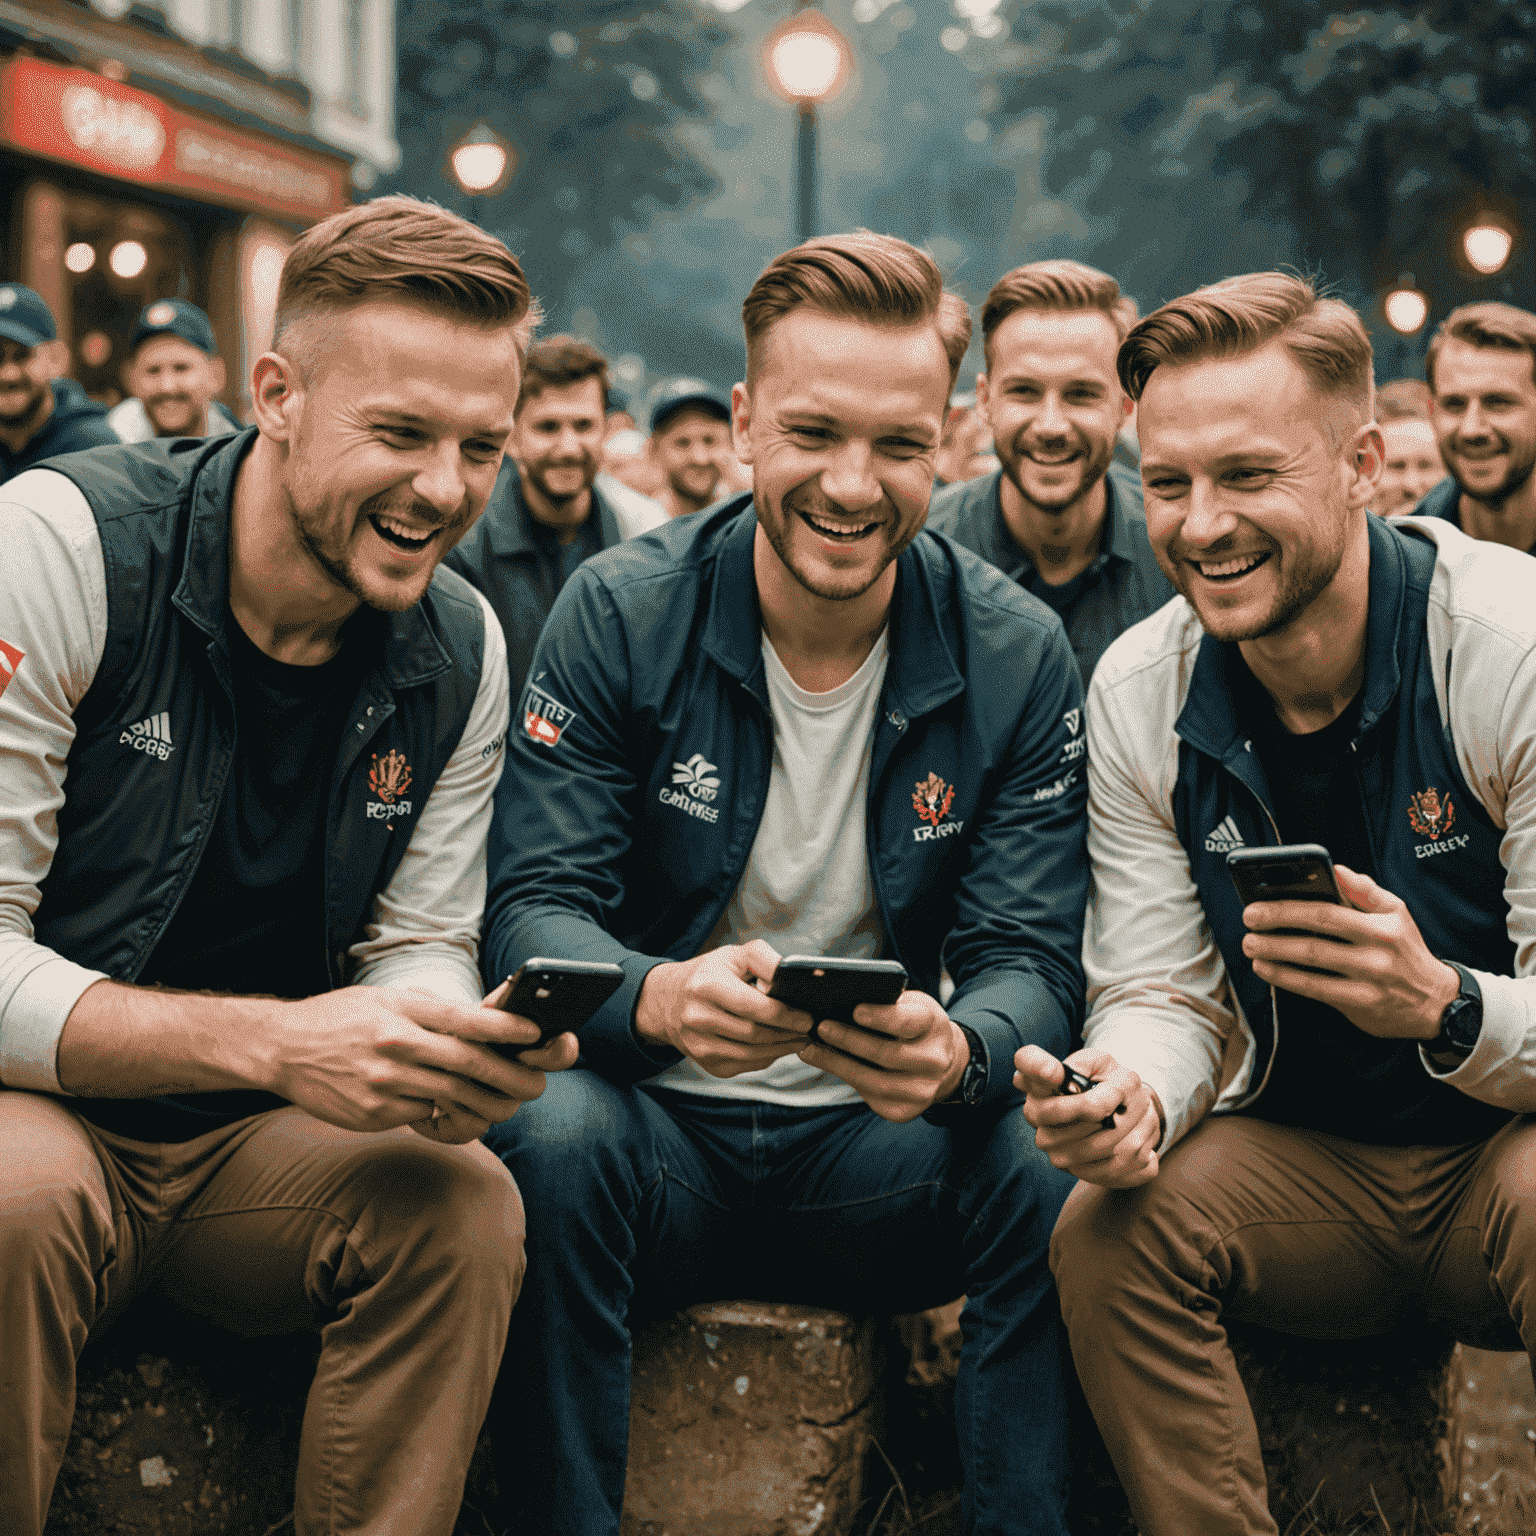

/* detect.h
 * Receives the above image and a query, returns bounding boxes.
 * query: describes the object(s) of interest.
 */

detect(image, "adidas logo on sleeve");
[1204,815,1244,854]
[120,711,174,760]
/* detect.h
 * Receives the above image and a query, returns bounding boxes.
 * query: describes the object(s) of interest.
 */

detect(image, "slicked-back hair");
[742,231,972,392]
[1117,273,1374,432]
[1426,301,1536,393]
[272,194,539,365]
[981,260,1139,367]
[517,334,609,416]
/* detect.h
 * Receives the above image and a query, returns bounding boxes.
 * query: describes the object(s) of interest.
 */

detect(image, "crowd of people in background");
[3,197,1536,1536]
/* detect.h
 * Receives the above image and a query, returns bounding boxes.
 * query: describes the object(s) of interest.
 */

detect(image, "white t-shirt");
[644,628,890,1106]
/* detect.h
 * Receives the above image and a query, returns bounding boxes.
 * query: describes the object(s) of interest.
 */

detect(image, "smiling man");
[929,260,1172,687]
[0,197,577,1536]
[1014,273,1536,1536]
[0,283,117,485]
[481,233,1088,1535]
[107,299,241,443]
[1416,301,1536,552]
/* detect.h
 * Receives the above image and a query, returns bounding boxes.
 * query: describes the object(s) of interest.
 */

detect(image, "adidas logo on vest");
[1204,815,1244,854]
[120,711,174,761]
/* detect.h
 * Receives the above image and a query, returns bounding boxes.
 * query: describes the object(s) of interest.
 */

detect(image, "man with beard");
[646,376,735,517]
[0,196,577,1536]
[929,260,1172,689]
[481,233,1088,1535]
[0,284,117,485]
[1416,302,1536,553]
[1017,272,1536,1536]
[107,299,241,443]
[445,335,665,692]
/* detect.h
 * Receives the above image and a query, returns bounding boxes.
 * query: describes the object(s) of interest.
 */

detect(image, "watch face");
[1444,994,1482,1053]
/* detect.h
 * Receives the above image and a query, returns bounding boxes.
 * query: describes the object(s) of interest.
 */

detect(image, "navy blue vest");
[1172,517,1514,1141]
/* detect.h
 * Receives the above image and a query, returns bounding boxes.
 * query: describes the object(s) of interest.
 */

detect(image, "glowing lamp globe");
[1462,224,1514,276]
[451,140,509,195]
[1384,288,1429,336]
[109,240,148,279]
[764,10,852,104]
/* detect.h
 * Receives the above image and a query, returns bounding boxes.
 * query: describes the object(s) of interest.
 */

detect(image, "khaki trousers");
[1051,1113,1535,1536]
[0,1089,525,1536]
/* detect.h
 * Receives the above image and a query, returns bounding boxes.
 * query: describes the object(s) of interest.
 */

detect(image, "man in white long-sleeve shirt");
[0,196,574,1536]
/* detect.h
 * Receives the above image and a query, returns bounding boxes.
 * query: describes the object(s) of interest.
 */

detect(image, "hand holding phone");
[1227,843,1349,975]
[1056,1060,1124,1131]
[491,958,625,1058]
[766,955,908,1052]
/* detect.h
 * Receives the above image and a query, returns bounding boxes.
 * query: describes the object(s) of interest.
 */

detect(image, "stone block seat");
[47,1295,1535,1534]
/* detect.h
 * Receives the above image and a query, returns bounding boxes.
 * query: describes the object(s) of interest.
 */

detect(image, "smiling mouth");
[369,513,439,552]
[1193,552,1270,582]
[799,509,879,543]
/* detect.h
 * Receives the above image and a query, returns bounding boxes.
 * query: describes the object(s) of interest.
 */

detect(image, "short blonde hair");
[981,259,1138,367]
[1118,272,1373,430]
[1426,301,1536,393]
[742,232,972,391]
[273,194,539,363]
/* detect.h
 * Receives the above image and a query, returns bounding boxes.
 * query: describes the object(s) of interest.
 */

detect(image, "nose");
[412,439,468,518]
[818,439,882,512]
[1457,401,1489,441]
[556,423,584,457]
[1178,477,1240,549]
[1035,392,1069,438]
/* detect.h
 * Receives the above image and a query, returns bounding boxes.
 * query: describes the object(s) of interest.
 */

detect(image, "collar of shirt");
[973,464,1139,584]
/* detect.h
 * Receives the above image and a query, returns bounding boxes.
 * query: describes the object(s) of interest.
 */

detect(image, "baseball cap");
[647,377,732,436]
[128,299,218,357]
[0,284,59,351]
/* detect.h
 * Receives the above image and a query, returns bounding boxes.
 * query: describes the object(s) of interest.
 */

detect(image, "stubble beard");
[760,489,907,603]
[0,380,47,430]
[1182,530,1346,644]
[528,452,597,511]
[1000,432,1112,517]
[1452,440,1536,513]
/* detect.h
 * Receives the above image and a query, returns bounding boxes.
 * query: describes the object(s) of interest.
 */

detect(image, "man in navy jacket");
[482,233,1089,1535]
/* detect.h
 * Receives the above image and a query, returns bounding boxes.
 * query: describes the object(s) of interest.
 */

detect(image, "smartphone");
[1226,843,1346,975]
[492,958,625,1055]
[1055,1060,1121,1131]
[766,956,908,1045]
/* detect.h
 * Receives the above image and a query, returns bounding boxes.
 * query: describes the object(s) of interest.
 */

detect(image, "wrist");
[937,1022,969,1100]
[634,961,682,1048]
[1418,960,1463,1040]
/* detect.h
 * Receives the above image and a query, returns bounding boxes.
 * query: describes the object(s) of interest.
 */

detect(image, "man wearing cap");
[107,299,241,443]
[0,284,118,487]
[445,335,666,693]
[646,376,735,518]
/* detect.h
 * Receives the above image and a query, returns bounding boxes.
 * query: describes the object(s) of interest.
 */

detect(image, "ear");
[1120,393,1135,425]
[208,356,227,397]
[730,380,754,466]
[974,370,990,415]
[1346,420,1385,511]
[250,350,302,444]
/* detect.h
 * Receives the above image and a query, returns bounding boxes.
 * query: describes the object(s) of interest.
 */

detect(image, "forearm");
[55,979,279,1098]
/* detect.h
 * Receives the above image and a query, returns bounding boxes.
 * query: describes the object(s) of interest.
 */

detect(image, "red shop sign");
[0,57,348,222]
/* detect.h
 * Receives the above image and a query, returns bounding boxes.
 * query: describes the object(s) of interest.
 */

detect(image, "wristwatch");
[1426,961,1482,1069]
[941,1023,988,1106]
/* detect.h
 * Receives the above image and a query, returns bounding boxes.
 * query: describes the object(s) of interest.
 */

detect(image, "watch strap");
[942,1022,987,1106]
[1426,961,1482,1067]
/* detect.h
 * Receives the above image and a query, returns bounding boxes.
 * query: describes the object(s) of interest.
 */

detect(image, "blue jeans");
[484,1073,1076,1535]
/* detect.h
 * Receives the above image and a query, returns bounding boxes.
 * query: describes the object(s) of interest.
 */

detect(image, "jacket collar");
[484,460,621,559]
[1176,511,1412,767]
[173,427,454,690]
[700,496,966,721]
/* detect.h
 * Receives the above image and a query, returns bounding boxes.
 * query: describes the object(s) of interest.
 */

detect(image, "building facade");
[1,0,399,418]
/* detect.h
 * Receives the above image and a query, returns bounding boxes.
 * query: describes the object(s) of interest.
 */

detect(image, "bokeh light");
[1384,288,1429,336]
[767,30,845,101]
[65,242,96,274]
[451,140,508,194]
[109,240,148,279]
[1462,224,1514,276]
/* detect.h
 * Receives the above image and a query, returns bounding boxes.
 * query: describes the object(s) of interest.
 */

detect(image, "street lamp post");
[764,7,852,243]
[448,126,514,226]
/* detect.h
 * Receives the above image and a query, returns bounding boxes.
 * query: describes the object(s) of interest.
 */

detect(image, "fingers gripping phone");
[766,956,908,1047]
[1226,843,1349,975]
[1055,1059,1122,1132]
[492,958,625,1056]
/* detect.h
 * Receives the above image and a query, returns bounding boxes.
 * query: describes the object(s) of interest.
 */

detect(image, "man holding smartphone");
[1015,272,1536,1536]
[0,197,576,1536]
[482,233,1088,1534]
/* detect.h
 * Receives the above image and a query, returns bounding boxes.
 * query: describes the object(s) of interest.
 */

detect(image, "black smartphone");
[1226,843,1347,975]
[493,958,625,1055]
[766,956,908,1045]
[1055,1060,1121,1131]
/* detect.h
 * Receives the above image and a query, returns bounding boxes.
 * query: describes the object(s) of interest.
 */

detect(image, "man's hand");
[1241,864,1460,1040]
[634,940,812,1077]
[266,984,579,1146]
[800,989,967,1123]
[1016,1044,1163,1188]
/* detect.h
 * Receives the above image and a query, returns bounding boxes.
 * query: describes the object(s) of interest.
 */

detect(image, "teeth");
[806,513,873,537]
[1197,555,1263,578]
[376,515,434,543]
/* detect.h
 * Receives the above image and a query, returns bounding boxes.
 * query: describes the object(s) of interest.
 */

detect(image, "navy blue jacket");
[927,461,1174,689]
[0,377,117,485]
[483,497,1090,1105]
